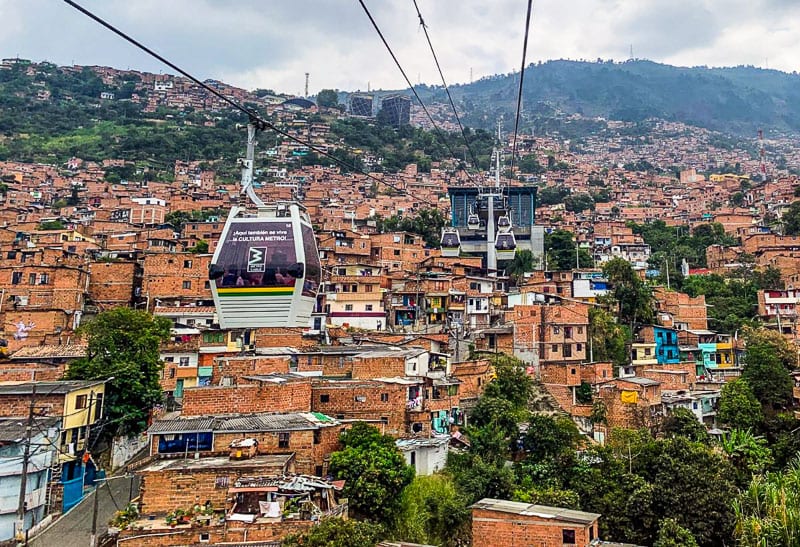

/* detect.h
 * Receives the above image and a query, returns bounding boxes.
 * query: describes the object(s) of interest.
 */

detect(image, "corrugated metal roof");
[0,380,105,396]
[470,498,600,524]
[148,412,338,435]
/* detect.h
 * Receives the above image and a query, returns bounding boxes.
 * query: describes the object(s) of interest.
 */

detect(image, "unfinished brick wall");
[212,356,292,385]
[181,380,312,416]
[452,359,493,401]
[311,381,406,436]
[212,429,325,475]
[351,355,407,379]
[141,253,212,302]
[0,393,65,417]
[472,507,597,547]
[0,363,64,382]
[116,520,313,547]
[87,260,137,307]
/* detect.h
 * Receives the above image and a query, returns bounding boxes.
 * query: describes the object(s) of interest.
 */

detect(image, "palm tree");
[506,249,535,285]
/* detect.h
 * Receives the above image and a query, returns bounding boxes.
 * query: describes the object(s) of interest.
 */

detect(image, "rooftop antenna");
[304,72,309,98]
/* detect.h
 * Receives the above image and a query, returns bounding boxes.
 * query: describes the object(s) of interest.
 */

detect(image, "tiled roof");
[10,344,87,360]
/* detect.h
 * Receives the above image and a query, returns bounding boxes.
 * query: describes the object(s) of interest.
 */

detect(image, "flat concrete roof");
[470,498,600,525]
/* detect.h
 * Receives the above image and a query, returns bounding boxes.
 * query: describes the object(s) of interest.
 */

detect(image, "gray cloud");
[0,0,798,93]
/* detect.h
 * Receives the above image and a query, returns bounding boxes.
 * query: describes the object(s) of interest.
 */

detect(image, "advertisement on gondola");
[216,221,298,289]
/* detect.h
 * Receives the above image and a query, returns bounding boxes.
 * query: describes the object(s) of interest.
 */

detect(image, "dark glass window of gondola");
[217,221,298,288]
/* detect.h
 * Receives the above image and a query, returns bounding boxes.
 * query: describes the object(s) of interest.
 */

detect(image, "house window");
[75,395,88,410]
[182,280,191,289]
[39,273,50,285]
[563,344,572,357]
[204,281,210,289]
[169,368,176,378]
[179,357,190,367]
[278,432,290,448]
[11,272,22,285]
[564,326,572,338]
[365,284,373,293]
[354,395,366,403]
[577,343,583,352]
[393,249,401,256]
[29,273,37,285]
[562,529,576,544]
[381,393,389,402]
[313,430,321,444]
[202,332,225,343]
[184,260,192,268]
[553,326,560,334]
[320,394,330,403]
[552,344,558,353]
[345,304,353,311]
[577,326,584,334]
[199,532,210,543]
[365,304,373,311]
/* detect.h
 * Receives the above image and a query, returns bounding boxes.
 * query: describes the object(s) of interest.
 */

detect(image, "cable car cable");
[411,0,481,180]
[509,0,534,177]
[62,0,437,207]
[357,0,478,185]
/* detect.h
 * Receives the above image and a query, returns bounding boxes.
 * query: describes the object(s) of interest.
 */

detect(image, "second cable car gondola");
[495,231,517,261]
[440,227,461,257]
[467,213,480,230]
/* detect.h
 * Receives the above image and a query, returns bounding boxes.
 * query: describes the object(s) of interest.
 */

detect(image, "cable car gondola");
[497,215,511,230]
[209,125,321,328]
[495,231,517,261]
[467,214,480,230]
[440,227,461,258]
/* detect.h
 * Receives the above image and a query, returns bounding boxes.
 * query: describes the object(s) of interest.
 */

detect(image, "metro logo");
[247,247,267,272]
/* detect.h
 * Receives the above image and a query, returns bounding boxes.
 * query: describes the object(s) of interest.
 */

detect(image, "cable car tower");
[209,124,321,328]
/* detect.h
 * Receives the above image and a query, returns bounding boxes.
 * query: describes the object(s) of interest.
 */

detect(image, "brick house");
[141,252,212,309]
[471,498,602,547]
[596,377,663,430]
[146,412,342,476]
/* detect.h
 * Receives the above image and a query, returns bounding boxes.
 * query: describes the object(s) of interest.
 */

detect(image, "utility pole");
[16,384,36,541]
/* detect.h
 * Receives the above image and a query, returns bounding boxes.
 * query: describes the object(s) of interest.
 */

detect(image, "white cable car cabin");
[495,231,517,261]
[209,202,321,328]
[497,215,511,230]
[440,228,461,258]
[467,214,480,230]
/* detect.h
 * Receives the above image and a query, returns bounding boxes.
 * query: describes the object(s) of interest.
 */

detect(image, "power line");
[411,0,481,176]
[509,0,534,177]
[357,0,477,185]
[61,0,437,207]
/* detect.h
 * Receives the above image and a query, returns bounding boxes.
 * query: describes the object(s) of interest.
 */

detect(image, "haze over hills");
[411,60,800,136]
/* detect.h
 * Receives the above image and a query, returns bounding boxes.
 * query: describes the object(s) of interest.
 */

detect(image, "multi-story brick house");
[0,246,89,350]
[322,263,387,330]
[141,252,213,309]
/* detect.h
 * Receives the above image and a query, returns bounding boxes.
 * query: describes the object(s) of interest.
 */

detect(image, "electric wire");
[61,0,438,208]
[410,0,481,179]
[357,0,477,185]
[509,0,534,177]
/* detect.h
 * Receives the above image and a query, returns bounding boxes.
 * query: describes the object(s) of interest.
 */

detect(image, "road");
[30,475,139,547]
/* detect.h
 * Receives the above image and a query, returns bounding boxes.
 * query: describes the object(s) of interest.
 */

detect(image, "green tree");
[589,307,629,367]
[329,422,413,523]
[718,380,764,431]
[783,200,800,236]
[506,249,536,284]
[316,89,340,109]
[564,192,595,213]
[544,229,592,270]
[602,257,654,327]
[653,518,699,547]
[521,415,581,462]
[282,518,384,547]
[662,407,708,443]
[38,220,65,231]
[392,474,470,547]
[65,308,171,437]
[742,342,793,409]
[719,429,774,487]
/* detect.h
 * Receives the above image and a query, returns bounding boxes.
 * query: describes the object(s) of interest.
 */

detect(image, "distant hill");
[414,60,800,136]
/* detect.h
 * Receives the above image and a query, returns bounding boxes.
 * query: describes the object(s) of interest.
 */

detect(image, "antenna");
[470,67,473,83]
[304,72,309,98]
[629,44,634,60]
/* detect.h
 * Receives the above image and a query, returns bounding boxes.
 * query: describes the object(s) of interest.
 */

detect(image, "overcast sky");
[2,0,799,95]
